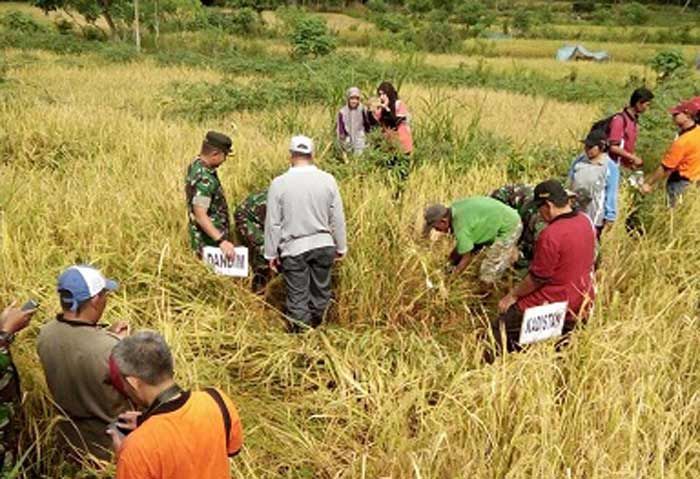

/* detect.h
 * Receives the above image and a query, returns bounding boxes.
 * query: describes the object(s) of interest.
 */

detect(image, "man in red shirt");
[607,87,654,169]
[490,180,596,356]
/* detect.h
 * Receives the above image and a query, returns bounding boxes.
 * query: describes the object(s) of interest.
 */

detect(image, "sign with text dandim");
[519,301,568,345]
[202,246,249,278]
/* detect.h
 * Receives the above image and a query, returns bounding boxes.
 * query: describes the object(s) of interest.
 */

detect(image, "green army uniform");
[185,158,230,254]
[234,190,269,290]
[490,184,545,263]
[491,184,594,266]
[0,346,21,475]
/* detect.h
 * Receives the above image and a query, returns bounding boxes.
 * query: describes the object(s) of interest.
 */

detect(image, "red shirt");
[608,109,638,167]
[517,211,596,320]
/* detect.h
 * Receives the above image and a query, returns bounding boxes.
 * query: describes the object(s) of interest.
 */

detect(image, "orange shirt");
[661,125,700,181]
[117,390,243,479]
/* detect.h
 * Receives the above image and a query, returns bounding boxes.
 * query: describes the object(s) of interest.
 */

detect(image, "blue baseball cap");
[57,265,118,312]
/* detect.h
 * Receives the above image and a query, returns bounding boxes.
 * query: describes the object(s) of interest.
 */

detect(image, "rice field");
[1,6,700,479]
[463,37,698,64]
[342,46,657,84]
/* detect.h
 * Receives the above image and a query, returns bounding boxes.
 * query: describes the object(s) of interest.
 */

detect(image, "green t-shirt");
[451,196,521,254]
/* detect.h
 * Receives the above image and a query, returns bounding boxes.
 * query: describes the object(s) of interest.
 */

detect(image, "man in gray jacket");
[265,135,347,332]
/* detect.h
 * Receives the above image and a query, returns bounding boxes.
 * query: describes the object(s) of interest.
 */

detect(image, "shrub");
[426,9,449,23]
[0,53,7,83]
[511,9,531,34]
[366,0,387,13]
[619,2,650,26]
[411,20,461,53]
[54,17,74,35]
[290,16,336,58]
[232,7,261,35]
[572,0,596,14]
[0,11,48,34]
[406,0,431,15]
[82,24,107,41]
[373,12,408,34]
[649,50,687,80]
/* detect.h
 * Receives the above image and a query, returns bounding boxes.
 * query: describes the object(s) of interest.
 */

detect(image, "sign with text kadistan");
[519,301,568,345]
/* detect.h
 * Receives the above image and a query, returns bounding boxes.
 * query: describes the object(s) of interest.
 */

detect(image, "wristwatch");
[216,234,226,246]
[0,331,15,347]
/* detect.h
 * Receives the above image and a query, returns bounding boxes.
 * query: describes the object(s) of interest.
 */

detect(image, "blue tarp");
[556,45,610,62]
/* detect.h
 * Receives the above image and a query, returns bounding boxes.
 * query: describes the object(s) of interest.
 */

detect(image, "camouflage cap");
[423,204,448,237]
[204,131,233,154]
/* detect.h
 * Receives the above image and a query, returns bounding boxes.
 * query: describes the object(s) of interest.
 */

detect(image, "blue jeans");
[666,176,691,208]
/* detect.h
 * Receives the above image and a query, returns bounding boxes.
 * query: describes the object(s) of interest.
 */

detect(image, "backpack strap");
[205,388,232,452]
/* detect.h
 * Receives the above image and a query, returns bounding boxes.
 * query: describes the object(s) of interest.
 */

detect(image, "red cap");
[669,100,699,116]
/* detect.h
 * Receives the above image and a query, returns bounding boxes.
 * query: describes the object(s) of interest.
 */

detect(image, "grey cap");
[423,204,448,237]
[346,86,361,99]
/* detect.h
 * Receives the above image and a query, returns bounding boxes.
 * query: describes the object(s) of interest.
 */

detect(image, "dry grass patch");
[400,84,598,147]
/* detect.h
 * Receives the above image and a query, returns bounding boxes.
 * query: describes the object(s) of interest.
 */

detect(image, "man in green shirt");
[185,131,236,259]
[423,196,522,283]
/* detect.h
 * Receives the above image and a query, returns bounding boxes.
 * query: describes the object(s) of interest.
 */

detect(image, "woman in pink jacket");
[372,81,413,156]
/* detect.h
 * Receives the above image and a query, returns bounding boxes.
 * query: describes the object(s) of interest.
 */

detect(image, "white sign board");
[519,301,568,345]
[202,246,249,278]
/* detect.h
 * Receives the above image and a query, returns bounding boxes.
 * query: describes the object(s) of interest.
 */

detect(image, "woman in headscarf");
[372,81,413,156]
[337,86,371,155]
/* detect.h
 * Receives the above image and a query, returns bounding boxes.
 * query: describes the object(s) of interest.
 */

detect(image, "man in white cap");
[37,265,131,461]
[264,135,347,332]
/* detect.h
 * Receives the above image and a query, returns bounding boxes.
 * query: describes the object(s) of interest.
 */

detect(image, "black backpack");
[588,111,627,138]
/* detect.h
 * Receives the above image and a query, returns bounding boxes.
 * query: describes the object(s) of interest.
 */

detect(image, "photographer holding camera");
[108,331,243,479]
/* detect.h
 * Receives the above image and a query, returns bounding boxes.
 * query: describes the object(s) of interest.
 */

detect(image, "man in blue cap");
[37,265,131,461]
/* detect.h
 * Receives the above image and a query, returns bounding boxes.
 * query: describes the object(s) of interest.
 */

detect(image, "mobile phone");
[107,420,131,438]
[21,299,39,312]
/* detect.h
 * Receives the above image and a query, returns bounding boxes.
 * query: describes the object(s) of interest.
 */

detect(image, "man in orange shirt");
[107,331,243,479]
[641,100,700,206]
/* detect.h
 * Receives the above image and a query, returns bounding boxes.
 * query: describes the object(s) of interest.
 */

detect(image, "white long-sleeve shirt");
[264,165,347,259]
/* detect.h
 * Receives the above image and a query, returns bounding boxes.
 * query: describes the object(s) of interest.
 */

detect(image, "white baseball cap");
[57,265,118,311]
[289,135,314,155]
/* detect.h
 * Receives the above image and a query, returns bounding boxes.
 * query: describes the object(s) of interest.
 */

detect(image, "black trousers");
[281,246,336,329]
[488,304,577,358]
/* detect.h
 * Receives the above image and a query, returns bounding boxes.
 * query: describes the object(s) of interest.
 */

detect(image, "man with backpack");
[597,87,654,169]
[108,331,243,479]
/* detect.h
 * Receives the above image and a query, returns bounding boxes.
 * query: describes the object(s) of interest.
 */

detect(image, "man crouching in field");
[264,135,347,333]
[185,131,236,260]
[490,180,596,358]
[423,196,522,284]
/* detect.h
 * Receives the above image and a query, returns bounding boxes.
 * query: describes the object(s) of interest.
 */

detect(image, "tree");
[289,15,336,58]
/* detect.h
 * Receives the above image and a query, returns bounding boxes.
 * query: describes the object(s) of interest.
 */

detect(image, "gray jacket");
[264,165,347,259]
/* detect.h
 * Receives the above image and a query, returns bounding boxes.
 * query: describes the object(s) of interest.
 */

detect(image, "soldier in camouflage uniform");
[0,302,36,474]
[491,183,592,266]
[184,131,236,259]
[490,184,543,264]
[234,190,269,292]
